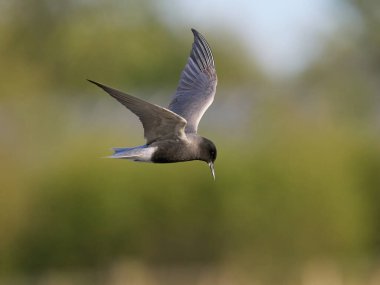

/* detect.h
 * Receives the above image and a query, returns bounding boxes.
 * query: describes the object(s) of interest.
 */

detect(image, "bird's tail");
[112,147,131,156]
[107,145,156,162]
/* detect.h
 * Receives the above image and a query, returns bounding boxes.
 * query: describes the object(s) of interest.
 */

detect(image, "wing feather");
[88,80,187,144]
[168,29,217,134]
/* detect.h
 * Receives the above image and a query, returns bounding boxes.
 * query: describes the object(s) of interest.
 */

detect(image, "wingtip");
[87,79,99,85]
[191,28,200,38]
[87,79,106,90]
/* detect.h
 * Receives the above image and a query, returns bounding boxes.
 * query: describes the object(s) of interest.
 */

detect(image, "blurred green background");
[1,0,380,284]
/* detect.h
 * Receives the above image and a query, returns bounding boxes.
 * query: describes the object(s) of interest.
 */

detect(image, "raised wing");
[168,29,217,134]
[88,80,187,144]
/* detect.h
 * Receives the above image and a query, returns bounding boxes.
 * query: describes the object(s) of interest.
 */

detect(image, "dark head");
[199,137,217,180]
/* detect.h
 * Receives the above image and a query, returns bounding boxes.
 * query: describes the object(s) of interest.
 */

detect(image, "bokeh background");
[1,0,380,284]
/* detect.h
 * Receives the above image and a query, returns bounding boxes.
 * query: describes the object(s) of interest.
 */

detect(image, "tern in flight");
[88,29,218,179]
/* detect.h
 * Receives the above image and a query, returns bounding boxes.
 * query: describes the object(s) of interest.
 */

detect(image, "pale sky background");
[157,0,358,78]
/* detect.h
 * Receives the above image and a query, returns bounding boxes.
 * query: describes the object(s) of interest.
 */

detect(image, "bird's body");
[89,29,217,179]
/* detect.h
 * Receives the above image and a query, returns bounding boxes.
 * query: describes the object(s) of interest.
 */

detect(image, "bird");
[88,29,217,179]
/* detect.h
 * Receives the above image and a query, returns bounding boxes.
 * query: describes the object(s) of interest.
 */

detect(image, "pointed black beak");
[208,162,215,180]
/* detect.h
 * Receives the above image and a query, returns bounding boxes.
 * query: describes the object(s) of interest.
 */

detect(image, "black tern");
[88,29,217,179]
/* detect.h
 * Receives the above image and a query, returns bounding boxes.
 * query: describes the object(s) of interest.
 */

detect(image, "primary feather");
[87,80,187,144]
[168,29,217,134]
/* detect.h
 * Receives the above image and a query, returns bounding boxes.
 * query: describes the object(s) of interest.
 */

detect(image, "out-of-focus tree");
[299,0,380,121]
[298,0,380,253]
[0,0,260,97]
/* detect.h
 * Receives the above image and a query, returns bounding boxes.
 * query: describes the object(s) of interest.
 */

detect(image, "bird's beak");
[208,162,215,180]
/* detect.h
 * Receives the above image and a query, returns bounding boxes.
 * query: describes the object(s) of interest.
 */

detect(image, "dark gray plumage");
[88,29,218,179]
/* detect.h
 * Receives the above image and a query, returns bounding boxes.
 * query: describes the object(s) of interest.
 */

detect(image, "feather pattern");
[88,80,187,144]
[168,29,217,133]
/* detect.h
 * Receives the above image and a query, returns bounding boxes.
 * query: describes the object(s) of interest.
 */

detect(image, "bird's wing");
[88,80,187,144]
[168,29,217,134]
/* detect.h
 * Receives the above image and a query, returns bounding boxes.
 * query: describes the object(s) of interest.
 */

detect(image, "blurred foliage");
[0,0,257,97]
[1,0,380,284]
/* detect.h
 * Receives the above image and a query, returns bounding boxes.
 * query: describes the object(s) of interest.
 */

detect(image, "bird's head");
[199,137,217,180]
